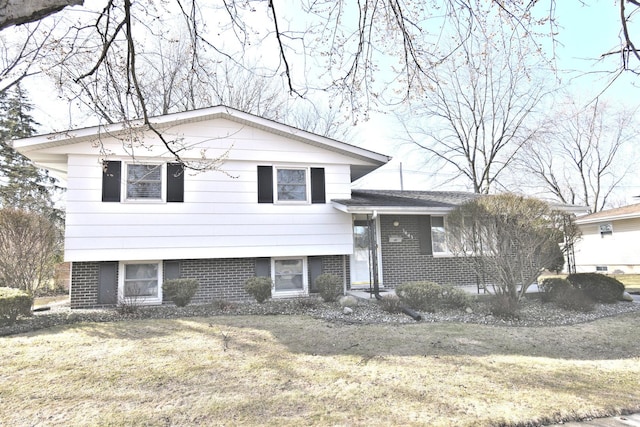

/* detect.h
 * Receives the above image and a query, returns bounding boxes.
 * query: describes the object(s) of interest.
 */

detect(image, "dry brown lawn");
[1,313,640,426]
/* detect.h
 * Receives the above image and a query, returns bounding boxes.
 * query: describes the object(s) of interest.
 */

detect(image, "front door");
[351,218,379,288]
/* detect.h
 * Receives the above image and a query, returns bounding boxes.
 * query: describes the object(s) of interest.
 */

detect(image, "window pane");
[431,216,446,253]
[124,263,158,297]
[274,259,304,291]
[277,169,306,201]
[127,164,162,199]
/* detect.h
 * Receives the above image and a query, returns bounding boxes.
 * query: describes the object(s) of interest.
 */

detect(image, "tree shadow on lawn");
[172,313,640,361]
[5,309,640,361]
[234,315,640,361]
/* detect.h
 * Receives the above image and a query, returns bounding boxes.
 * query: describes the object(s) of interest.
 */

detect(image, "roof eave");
[331,201,454,215]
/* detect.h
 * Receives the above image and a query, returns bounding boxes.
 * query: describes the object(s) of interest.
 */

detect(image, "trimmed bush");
[396,281,442,312]
[0,287,32,326]
[440,285,471,309]
[567,273,625,303]
[539,277,572,303]
[490,294,519,319]
[314,274,343,302]
[244,277,272,303]
[378,295,403,314]
[554,287,595,312]
[163,278,199,307]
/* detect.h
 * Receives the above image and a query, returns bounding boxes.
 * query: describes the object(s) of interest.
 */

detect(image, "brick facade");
[70,262,104,309]
[378,215,478,288]
[70,255,348,309]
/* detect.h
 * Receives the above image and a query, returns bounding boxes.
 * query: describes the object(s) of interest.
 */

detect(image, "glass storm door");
[352,220,372,287]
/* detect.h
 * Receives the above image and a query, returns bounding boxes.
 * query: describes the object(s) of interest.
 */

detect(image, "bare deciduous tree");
[400,19,551,194]
[0,208,61,297]
[516,98,638,213]
[446,194,580,303]
[1,1,638,171]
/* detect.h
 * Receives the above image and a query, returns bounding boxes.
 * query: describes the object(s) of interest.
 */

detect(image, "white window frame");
[274,166,310,204]
[118,261,163,305]
[271,257,308,297]
[599,223,613,238]
[431,216,448,255]
[123,162,166,203]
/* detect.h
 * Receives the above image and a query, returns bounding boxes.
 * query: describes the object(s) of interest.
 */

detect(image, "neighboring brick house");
[15,105,561,308]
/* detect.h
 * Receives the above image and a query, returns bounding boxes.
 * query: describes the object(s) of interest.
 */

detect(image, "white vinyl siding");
[574,217,640,273]
[63,136,360,262]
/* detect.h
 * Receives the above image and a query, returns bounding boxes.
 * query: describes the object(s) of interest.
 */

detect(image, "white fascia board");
[576,212,640,225]
[331,201,453,215]
[13,106,391,166]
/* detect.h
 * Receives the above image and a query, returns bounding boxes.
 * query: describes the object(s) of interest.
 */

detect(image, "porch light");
[393,220,400,227]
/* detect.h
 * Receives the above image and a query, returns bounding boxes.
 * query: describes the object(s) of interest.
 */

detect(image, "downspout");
[370,211,421,321]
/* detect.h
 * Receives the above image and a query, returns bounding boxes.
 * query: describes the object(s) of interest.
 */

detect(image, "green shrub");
[314,274,343,302]
[539,278,572,303]
[163,278,199,307]
[0,287,32,326]
[566,273,624,303]
[395,281,442,312]
[378,295,403,313]
[490,294,519,319]
[554,287,595,312]
[244,277,272,303]
[440,285,471,309]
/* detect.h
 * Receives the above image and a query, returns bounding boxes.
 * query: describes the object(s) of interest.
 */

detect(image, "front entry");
[351,217,381,289]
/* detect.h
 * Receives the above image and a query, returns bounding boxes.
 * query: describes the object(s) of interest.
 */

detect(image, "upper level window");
[102,160,184,203]
[126,163,162,200]
[276,168,307,202]
[431,216,447,253]
[257,165,325,204]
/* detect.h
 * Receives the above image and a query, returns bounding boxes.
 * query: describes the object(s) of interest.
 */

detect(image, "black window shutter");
[98,262,118,305]
[255,258,271,277]
[308,256,323,292]
[102,161,121,202]
[310,167,326,204]
[167,163,184,203]
[164,261,181,280]
[257,166,274,203]
[418,216,433,256]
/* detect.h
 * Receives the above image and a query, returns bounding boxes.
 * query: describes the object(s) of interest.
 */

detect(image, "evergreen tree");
[0,86,63,223]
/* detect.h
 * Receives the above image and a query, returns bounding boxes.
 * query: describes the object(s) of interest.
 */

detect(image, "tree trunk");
[0,0,84,30]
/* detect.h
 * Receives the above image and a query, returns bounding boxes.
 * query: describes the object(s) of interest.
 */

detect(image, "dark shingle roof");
[333,189,479,209]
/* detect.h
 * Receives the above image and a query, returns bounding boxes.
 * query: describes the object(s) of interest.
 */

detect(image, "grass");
[613,274,640,293]
[2,313,640,426]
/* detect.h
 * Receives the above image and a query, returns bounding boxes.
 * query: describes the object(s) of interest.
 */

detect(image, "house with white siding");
[15,105,558,308]
[573,203,640,274]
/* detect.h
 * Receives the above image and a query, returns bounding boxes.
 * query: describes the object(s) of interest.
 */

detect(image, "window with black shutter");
[166,163,184,203]
[102,160,122,202]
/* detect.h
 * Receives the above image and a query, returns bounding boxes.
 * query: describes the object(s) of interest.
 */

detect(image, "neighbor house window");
[119,261,163,304]
[599,223,613,238]
[276,168,307,202]
[272,257,308,295]
[126,163,163,200]
[431,216,447,254]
